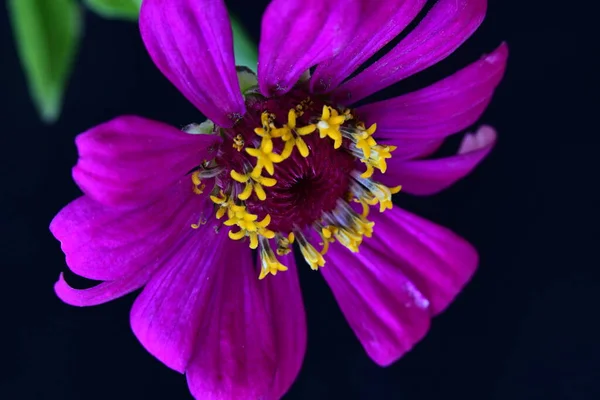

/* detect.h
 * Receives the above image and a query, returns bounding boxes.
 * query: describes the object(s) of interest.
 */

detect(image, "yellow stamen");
[296,232,325,270]
[246,147,284,176]
[271,109,316,159]
[319,226,337,255]
[191,214,207,229]
[276,232,295,256]
[230,169,277,201]
[232,134,245,151]
[317,106,344,149]
[355,124,378,159]
[353,198,371,218]
[224,206,275,250]
[259,237,289,279]
[191,171,205,194]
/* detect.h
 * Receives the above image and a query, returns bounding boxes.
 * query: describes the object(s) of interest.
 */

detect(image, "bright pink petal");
[381,125,497,195]
[130,223,228,373]
[365,206,478,315]
[358,43,508,143]
[253,254,306,399]
[72,116,218,208]
[186,251,305,399]
[258,0,360,96]
[140,0,245,127]
[334,0,488,103]
[380,138,445,161]
[323,237,431,366]
[131,234,306,400]
[50,179,209,281]
[55,268,154,307]
[323,206,478,364]
[311,0,427,93]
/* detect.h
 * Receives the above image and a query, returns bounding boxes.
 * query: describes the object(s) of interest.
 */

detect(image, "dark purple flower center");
[214,88,355,232]
[190,80,401,279]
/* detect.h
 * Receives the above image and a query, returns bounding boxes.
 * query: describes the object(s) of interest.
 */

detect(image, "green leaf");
[8,0,82,123]
[84,0,142,21]
[230,15,257,72]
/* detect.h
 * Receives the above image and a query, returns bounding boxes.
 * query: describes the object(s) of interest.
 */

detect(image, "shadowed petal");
[55,268,153,307]
[50,179,210,281]
[130,224,230,373]
[380,125,497,195]
[311,0,427,93]
[130,232,306,399]
[254,254,307,399]
[334,0,488,103]
[358,43,508,143]
[186,251,306,399]
[323,206,478,364]
[379,138,445,161]
[258,0,360,96]
[72,116,219,208]
[140,0,245,127]
[366,207,478,315]
[323,235,431,366]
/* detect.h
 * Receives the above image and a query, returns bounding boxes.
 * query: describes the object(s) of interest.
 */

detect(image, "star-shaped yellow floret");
[355,123,378,159]
[271,109,316,159]
[230,169,277,201]
[317,106,346,149]
[245,146,285,176]
[224,206,275,249]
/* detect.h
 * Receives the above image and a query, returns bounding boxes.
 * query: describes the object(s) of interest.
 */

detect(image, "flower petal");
[252,254,306,399]
[258,0,360,96]
[140,0,245,127]
[311,0,427,93]
[368,207,478,315]
[186,251,306,400]
[380,125,497,195]
[55,268,152,307]
[379,138,445,161]
[131,234,306,400]
[72,116,218,208]
[130,224,228,374]
[323,236,431,366]
[334,0,488,103]
[358,43,508,142]
[323,205,478,364]
[50,179,209,281]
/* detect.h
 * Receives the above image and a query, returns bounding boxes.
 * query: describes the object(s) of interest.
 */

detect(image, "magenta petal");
[50,179,209,281]
[140,0,245,127]
[186,250,306,399]
[131,236,306,399]
[380,138,445,161]
[360,206,478,315]
[130,225,230,373]
[252,254,306,399]
[323,206,478,365]
[381,125,497,195]
[311,0,427,93]
[258,0,360,96]
[358,43,508,144]
[55,268,153,307]
[334,0,488,103]
[72,116,218,208]
[323,235,431,366]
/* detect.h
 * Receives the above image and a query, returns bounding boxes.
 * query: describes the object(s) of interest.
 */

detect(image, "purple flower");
[51,0,507,398]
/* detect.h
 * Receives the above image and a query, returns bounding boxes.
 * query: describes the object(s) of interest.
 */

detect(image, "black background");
[1,0,598,399]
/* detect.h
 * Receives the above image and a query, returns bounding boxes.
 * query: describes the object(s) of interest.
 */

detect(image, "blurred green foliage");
[8,0,82,123]
[84,0,142,21]
[8,0,258,124]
